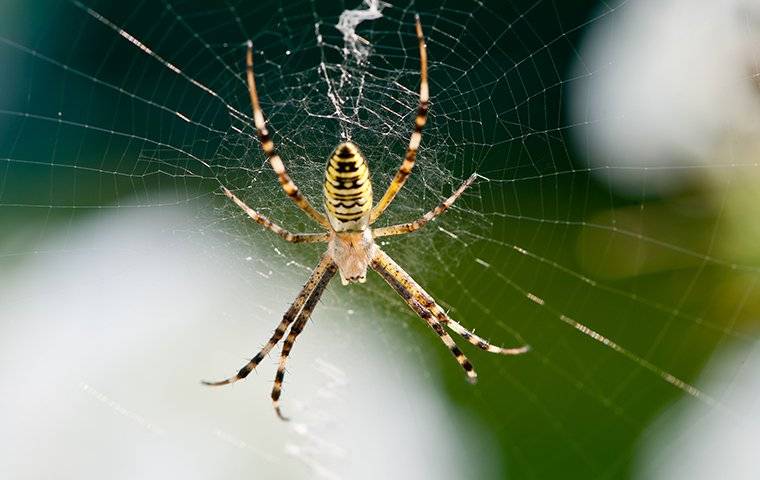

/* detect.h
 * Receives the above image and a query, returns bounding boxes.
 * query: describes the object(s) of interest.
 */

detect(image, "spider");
[203,16,529,420]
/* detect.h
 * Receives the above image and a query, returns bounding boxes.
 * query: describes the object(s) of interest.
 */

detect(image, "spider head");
[328,229,376,286]
[323,142,373,232]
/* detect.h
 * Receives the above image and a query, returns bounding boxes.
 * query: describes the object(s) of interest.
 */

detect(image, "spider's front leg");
[371,249,529,383]
[202,254,335,387]
[371,249,478,383]
[271,264,337,420]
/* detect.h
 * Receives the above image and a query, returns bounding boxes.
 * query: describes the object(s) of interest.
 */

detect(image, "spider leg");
[371,249,478,383]
[271,264,337,420]
[245,42,331,229]
[372,173,478,238]
[373,250,528,355]
[370,15,429,224]
[222,186,329,243]
[202,254,335,386]
[442,316,530,355]
[417,298,529,355]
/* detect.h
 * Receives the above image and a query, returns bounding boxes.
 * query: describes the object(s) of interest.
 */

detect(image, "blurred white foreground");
[0,205,500,479]
[570,0,760,195]
[635,342,760,480]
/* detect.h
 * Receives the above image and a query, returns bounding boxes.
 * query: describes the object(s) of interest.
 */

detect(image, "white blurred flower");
[570,0,760,195]
[0,205,500,480]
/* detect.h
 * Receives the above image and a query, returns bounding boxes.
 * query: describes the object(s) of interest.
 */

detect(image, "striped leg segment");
[390,252,530,356]
[271,264,337,420]
[370,15,429,224]
[443,318,530,355]
[378,250,528,355]
[202,254,335,387]
[373,173,478,238]
[371,249,478,383]
[222,186,329,243]
[245,42,331,229]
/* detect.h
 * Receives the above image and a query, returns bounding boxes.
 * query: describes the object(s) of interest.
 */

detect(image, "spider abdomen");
[323,142,373,231]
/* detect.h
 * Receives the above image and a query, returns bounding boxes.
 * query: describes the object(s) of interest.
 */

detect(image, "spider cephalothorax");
[204,16,529,420]
[328,227,376,285]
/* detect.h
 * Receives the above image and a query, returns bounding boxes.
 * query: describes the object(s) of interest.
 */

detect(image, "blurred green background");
[2,0,760,478]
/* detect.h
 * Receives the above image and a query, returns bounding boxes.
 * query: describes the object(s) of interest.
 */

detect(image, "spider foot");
[493,344,531,356]
[274,403,290,421]
[201,376,240,387]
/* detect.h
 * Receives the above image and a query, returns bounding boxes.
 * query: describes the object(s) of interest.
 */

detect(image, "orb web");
[1,0,759,477]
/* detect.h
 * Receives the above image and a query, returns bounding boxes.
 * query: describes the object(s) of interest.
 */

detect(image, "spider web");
[2,0,760,478]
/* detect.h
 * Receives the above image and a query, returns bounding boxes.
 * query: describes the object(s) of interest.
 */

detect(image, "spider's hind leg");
[370,15,429,223]
[372,173,479,238]
[245,42,331,229]
[222,186,329,243]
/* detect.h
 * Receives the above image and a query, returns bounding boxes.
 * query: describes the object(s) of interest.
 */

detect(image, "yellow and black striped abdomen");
[323,142,372,231]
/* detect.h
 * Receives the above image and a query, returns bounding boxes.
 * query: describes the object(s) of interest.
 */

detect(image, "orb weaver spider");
[204,16,529,420]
